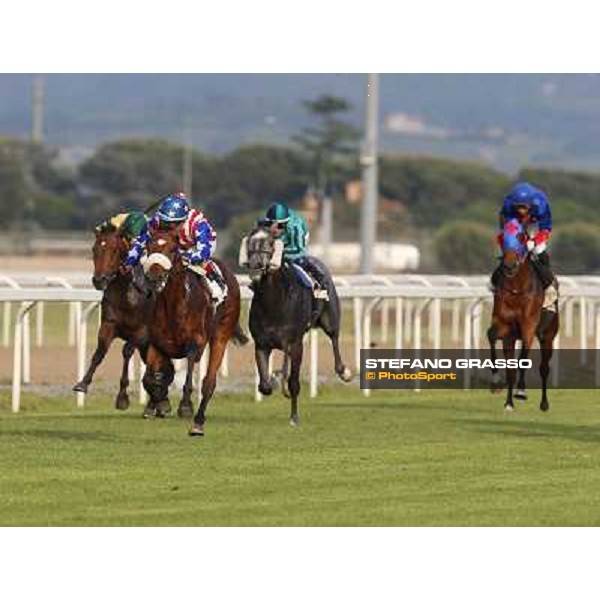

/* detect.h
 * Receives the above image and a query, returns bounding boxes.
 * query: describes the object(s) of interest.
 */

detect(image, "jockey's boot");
[300,256,330,301]
[531,252,558,312]
[206,268,228,305]
[531,251,555,289]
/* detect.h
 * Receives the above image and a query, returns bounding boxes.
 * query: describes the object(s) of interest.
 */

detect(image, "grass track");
[1,386,600,526]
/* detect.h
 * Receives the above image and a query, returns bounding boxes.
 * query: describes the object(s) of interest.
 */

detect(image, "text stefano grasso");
[363,358,533,370]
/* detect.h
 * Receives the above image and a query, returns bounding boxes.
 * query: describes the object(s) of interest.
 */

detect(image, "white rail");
[4,280,600,413]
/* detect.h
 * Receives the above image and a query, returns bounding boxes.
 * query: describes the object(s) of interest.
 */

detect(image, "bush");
[433,221,496,273]
[551,222,600,274]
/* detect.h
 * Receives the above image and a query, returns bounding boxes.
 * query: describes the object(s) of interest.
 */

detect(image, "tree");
[293,95,360,194]
[552,222,600,274]
[433,221,496,273]
[0,138,77,230]
[380,156,510,228]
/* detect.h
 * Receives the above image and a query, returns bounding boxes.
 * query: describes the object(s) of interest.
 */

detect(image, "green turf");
[1,386,600,526]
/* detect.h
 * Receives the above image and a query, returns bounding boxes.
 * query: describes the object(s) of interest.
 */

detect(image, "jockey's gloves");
[534,242,547,255]
[526,240,535,252]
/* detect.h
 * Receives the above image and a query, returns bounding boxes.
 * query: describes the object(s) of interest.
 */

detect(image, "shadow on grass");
[0,429,117,442]
[458,418,600,444]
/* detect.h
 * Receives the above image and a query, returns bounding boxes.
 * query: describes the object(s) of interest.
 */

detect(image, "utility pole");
[319,190,333,262]
[359,73,379,274]
[182,122,193,198]
[31,74,45,144]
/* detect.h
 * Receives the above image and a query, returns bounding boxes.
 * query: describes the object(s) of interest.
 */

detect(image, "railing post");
[12,302,35,413]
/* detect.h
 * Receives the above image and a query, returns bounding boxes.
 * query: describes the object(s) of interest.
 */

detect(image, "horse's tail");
[231,321,250,346]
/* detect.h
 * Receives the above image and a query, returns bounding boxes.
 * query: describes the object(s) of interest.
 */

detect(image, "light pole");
[31,74,45,144]
[359,73,379,274]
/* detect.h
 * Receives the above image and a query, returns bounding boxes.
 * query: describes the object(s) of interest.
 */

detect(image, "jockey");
[123,193,226,303]
[491,182,555,290]
[261,202,330,300]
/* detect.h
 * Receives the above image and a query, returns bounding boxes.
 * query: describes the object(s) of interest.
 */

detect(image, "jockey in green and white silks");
[261,202,330,300]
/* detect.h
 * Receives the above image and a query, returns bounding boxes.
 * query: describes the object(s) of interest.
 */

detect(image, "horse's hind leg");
[538,313,558,412]
[115,340,135,410]
[317,298,352,382]
[73,321,115,393]
[288,340,303,427]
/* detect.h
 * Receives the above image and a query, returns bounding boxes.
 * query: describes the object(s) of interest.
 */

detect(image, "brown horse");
[487,218,559,412]
[142,229,242,436]
[73,223,151,409]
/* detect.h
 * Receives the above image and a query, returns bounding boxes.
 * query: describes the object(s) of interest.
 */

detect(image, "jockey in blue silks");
[123,192,226,303]
[491,182,555,290]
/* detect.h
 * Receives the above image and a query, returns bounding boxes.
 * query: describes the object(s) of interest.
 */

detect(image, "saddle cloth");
[543,282,559,312]
[290,263,314,289]
[186,262,228,296]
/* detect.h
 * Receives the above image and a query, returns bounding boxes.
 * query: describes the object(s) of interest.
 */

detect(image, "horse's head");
[92,223,128,290]
[241,226,285,282]
[501,218,527,278]
[143,227,180,293]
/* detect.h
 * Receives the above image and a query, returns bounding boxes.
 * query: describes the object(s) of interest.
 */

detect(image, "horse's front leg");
[288,340,303,427]
[503,337,517,411]
[178,344,200,419]
[487,325,502,393]
[516,324,538,403]
[255,345,273,396]
[73,321,116,393]
[142,345,173,418]
[115,340,136,410]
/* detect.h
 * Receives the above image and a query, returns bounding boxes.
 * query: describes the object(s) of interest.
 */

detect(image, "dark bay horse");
[243,227,351,426]
[487,218,559,412]
[73,223,150,409]
[143,229,243,436]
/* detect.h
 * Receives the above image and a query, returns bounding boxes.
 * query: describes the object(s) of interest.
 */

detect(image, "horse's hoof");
[504,404,514,413]
[540,402,550,412]
[515,389,527,402]
[177,403,194,419]
[156,401,172,419]
[72,382,88,393]
[142,406,157,419]
[337,367,353,383]
[189,423,205,436]
[258,383,273,396]
[289,416,299,428]
[115,394,130,411]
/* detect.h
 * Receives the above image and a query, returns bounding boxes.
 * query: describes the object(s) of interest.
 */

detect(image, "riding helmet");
[157,193,190,222]
[265,202,290,224]
[508,182,539,207]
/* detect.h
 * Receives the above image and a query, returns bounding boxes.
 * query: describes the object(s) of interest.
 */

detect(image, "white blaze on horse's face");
[144,252,173,293]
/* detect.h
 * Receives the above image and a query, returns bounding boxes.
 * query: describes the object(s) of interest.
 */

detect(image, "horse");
[243,226,352,426]
[73,222,151,410]
[142,228,243,435]
[487,218,559,412]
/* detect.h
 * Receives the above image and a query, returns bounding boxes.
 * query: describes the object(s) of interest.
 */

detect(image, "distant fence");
[2,273,600,412]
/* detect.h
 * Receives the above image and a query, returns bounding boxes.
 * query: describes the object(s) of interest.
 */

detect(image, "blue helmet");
[157,193,190,223]
[507,182,540,207]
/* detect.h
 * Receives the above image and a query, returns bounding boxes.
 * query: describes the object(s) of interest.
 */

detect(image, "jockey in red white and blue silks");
[124,193,226,301]
[492,182,555,290]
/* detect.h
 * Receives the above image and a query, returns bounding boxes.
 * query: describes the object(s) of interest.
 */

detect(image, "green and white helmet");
[265,202,290,224]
